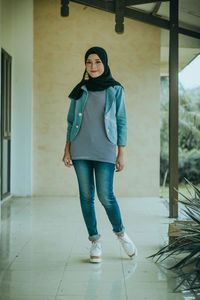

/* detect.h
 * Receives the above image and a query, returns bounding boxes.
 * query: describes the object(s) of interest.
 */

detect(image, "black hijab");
[68,47,122,100]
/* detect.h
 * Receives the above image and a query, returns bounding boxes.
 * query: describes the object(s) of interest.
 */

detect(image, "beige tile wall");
[34,1,160,197]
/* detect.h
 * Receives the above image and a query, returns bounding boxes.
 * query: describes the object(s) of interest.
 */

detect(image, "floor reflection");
[0,197,195,299]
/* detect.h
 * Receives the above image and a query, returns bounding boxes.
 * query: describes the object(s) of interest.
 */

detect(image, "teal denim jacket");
[66,85,127,146]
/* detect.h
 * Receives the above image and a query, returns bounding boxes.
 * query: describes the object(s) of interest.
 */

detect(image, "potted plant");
[149,180,200,293]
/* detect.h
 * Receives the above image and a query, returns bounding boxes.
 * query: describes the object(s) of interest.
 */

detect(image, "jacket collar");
[81,85,88,92]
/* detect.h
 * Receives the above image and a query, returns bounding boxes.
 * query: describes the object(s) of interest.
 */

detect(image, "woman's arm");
[115,86,127,147]
[115,87,127,172]
[62,142,73,167]
[66,99,76,143]
[116,145,125,172]
[63,99,75,167]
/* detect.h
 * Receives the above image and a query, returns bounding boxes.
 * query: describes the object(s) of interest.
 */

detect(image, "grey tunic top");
[70,90,116,164]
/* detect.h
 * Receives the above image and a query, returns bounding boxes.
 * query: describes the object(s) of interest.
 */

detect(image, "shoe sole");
[129,248,138,258]
[90,256,102,263]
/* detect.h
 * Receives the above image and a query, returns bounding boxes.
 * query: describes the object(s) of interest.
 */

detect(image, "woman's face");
[85,54,104,78]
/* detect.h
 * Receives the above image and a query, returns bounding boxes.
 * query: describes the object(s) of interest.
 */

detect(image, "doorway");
[1,49,12,200]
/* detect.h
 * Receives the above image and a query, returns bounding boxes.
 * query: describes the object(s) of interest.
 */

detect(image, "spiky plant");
[149,180,200,293]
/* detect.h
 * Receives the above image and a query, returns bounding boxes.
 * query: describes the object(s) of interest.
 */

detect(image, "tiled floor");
[0,196,196,300]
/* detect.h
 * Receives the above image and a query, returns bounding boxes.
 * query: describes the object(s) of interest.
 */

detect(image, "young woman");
[63,46,137,263]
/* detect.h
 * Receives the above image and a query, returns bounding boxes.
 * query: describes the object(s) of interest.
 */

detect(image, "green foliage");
[179,149,200,184]
[160,77,200,185]
[149,181,200,293]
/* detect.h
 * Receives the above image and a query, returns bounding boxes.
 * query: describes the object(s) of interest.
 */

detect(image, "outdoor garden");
[155,73,200,295]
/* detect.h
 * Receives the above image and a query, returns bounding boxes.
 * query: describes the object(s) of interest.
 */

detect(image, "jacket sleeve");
[66,99,75,142]
[115,86,127,146]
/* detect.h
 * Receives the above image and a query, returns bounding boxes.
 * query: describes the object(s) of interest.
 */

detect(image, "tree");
[160,76,200,185]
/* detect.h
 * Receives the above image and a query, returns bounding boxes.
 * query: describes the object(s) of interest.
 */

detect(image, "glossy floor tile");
[0,196,194,299]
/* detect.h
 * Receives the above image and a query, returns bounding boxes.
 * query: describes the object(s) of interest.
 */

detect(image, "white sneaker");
[90,241,102,263]
[117,232,137,258]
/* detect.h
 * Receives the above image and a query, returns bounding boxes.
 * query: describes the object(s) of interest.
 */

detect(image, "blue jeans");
[73,160,125,241]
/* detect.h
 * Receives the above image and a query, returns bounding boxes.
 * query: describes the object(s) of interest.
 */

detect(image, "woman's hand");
[62,143,73,167]
[115,146,125,172]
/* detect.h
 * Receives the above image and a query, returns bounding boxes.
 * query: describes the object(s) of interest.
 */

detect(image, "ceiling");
[128,0,200,32]
[69,0,200,72]
[127,0,200,73]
